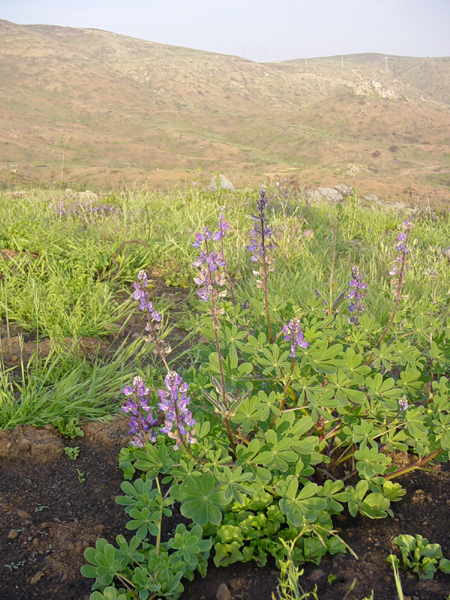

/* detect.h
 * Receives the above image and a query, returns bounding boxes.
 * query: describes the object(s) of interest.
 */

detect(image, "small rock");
[18,438,31,451]
[363,193,378,202]
[317,187,343,202]
[30,571,44,585]
[74,541,84,555]
[309,569,325,583]
[335,514,347,523]
[208,174,235,192]
[8,529,19,539]
[32,538,39,547]
[334,184,354,197]
[41,523,49,529]
[229,578,247,592]
[18,509,32,520]
[216,583,232,600]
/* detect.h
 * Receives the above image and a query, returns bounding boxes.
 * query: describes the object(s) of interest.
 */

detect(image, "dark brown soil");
[1,421,450,600]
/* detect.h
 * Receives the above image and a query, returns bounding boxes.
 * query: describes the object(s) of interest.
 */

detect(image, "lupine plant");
[347,266,367,325]
[82,190,450,600]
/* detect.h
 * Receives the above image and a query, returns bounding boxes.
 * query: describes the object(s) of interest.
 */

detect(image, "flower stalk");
[247,190,275,342]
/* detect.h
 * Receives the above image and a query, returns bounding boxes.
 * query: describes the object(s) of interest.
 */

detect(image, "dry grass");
[0,20,449,204]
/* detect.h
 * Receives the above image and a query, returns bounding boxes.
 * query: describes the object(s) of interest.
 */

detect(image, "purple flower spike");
[348,266,367,325]
[157,371,196,450]
[281,318,309,358]
[192,224,227,302]
[121,375,157,447]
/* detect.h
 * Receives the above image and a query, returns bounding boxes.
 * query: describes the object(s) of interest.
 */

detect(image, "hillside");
[1,19,449,203]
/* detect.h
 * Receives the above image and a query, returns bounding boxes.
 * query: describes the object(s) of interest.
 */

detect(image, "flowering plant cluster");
[389,218,413,279]
[281,318,309,358]
[158,371,197,450]
[53,197,120,221]
[132,270,162,323]
[122,376,158,447]
[83,191,450,600]
[348,265,367,324]
[247,189,275,263]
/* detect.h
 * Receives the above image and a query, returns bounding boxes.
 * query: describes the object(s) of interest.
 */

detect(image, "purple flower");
[121,376,158,447]
[192,221,228,302]
[348,266,367,325]
[281,318,309,358]
[398,397,409,412]
[390,220,413,281]
[158,371,196,450]
[246,190,275,264]
[131,271,162,323]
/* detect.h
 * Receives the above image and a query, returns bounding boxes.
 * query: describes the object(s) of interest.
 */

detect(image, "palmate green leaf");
[235,439,272,484]
[303,536,328,565]
[171,471,229,526]
[399,367,424,397]
[343,420,378,450]
[325,370,366,406]
[318,480,348,513]
[359,493,391,519]
[217,466,255,503]
[257,430,299,472]
[258,343,290,375]
[354,446,392,479]
[306,340,343,375]
[296,387,339,424]
[230,394,273,432]
[115,535,144,566]
[393,339,423,368]
[333,347,371,385]
[134,444,173,479]
[346,480,369,517]
[218,323,248,347]
[81,539,123,586]
[378,481,406,503]
[168,524,212,566]
[404,406,428,441]
[127,507,160,540]
[115,479,158,513]
[368,342,398,371]
[276,476,327,526]
[90,587,127,600]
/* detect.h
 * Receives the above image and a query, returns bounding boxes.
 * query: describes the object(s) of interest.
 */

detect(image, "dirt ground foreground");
[1,420,450,600]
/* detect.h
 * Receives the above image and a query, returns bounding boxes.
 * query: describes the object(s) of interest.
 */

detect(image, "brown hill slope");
[1,20,449,203]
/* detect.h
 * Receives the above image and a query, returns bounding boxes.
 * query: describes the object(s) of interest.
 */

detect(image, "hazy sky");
[1,0,449,62]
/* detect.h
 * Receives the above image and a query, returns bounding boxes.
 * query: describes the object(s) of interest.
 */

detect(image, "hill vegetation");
[0,20,449,203]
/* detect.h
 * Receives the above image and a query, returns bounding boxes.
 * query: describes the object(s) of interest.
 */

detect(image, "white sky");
[1,0,449,62]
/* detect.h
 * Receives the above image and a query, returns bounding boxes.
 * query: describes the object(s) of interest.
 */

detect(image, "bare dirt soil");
[1,421,450,600]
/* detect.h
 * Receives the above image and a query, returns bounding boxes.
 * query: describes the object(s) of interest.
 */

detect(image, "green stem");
[155,477,163,556]
[204,239,236,454]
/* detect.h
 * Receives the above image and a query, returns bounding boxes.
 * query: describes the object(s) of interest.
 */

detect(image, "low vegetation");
[1,183,450,599]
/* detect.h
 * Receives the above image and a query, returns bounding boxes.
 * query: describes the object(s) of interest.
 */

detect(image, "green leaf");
[276,476,327,525]
[172,471,228,526]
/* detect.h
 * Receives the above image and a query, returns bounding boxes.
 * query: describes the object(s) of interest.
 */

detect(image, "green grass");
[0,185,449,430]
